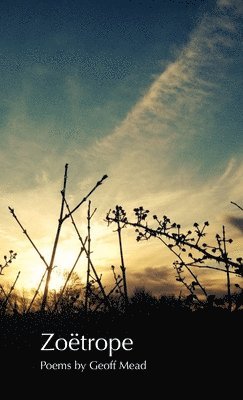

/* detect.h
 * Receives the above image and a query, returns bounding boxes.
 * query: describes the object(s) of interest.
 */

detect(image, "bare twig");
[107,207,242,308]
[189,263,238,274]
[175,265,202,304]
[63,196,110,310]
[0,250,17,276]
[85,201,97,313]
[0,271,20,314]
[93,278,123,312]
[53,246,85,312]
[27,269,47,313]
[116,208,129,309]
[113,218,240,269]
[111,265,123,297]
[41,163,69,311]
[157,236,208,299]
[0,285,15,312]
[62,175,108,222]
[9,208,48,268]
[222,226,232,312]
[107,206,129,308]
[231,201,243,211]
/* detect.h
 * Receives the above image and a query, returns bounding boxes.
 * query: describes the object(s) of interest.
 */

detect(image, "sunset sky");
[0,0,242,298]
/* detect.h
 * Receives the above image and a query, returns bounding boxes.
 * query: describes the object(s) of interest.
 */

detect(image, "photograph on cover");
[0,0,242,377]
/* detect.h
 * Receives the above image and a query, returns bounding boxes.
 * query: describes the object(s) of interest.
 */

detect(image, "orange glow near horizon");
[0,189,242,300]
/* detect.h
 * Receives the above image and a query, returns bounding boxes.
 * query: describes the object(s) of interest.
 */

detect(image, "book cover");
[0,0,242,381]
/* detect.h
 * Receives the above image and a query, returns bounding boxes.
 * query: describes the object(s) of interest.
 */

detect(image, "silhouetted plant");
[0,285,14,314]
[0,271,20,315]
[234,283,243,310]
[52,272,84,314]
[8,207,50,312]
[159,295,188,310]
[174,263,203,307]
[84,201,97,313]
[111,265,123,296]
[9,164,109,311]
[0,250,17,276]
[0,250,19,315]
[130,287,158,315]
[53,249,84,313]
[41,163,69,311]
[63,187,110,311]
[231,201,243,211]
[107,265,124,311]
[106,206,129,309]
[107,206,242,311]
[10,289,29,314]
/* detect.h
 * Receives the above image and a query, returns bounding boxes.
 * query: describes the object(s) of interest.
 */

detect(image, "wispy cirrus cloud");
[76,0,243,216]
[92,0,242,149]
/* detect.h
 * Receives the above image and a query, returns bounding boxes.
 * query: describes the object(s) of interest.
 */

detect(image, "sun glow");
[45,247,85,291]
[48,269,67,291]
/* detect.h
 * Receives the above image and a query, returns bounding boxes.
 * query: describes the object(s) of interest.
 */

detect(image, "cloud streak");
[94,0,242,146]
[71,0,242,213]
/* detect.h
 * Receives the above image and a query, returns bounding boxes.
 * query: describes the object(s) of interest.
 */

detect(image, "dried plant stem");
[63,196,110,310]
[27,269,47,313]
[8,208,48,268]
[223,226,232,312]
[158,236,207,298]
[231,201,243,211]
[0,285,15,312]
[93,278,123,312]
[85,201,96,313]
[112,267,123,296]
[116,217,129,308]
[189,264,237,274]
[8,207,50,312]
[41,164,69,311]
[175,265,201,303]
[62,175,108,222]
[53,247,84,312]
[124,220,240,269]
[0,271,20,314]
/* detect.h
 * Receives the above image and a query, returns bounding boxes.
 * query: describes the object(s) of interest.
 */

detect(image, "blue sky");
[0,0,214,140]
[0,0,242,295]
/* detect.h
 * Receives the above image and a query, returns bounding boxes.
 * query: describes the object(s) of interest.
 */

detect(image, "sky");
[0,0,242,299]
